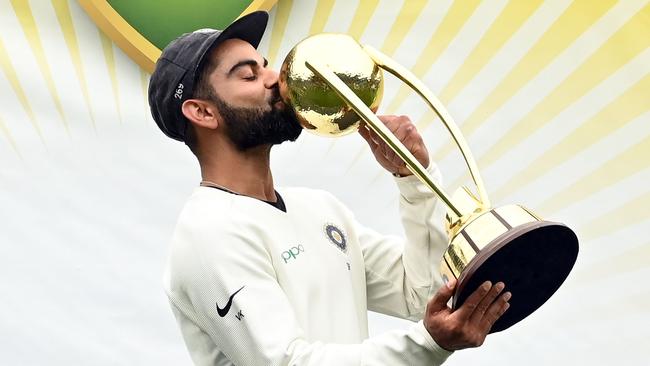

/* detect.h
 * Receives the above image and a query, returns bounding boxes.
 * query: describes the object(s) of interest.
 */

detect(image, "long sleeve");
[357,163,448,319]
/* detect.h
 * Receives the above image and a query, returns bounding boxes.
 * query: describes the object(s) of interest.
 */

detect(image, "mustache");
[268,87,283,105]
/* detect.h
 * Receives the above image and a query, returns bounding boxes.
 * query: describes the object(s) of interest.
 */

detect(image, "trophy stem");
[363,45,491,209]
[305,60,463,217]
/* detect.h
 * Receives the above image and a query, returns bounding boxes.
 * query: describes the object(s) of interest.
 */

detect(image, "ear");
[181,98,220,130]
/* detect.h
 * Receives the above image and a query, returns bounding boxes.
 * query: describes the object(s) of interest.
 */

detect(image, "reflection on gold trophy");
[278,34,579,333]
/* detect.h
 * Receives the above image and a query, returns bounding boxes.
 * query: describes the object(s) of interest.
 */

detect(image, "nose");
[263,68,280,89]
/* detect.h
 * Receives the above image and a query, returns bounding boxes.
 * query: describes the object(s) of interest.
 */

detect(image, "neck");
[199,143,277,202]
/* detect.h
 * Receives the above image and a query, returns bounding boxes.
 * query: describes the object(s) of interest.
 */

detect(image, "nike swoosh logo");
[216,286,244,317]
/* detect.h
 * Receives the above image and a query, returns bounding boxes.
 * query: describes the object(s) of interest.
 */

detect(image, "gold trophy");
[278,34,579,333]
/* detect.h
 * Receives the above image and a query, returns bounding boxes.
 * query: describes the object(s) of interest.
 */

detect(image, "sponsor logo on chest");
[279,223,348,264]
[281,244,305,263]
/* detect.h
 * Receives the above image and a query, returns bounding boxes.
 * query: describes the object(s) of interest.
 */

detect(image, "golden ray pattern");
[380,0,428,56]
[431,0,618,163]
[0,114,20,157]
[51,0,96,129]
[494,71,650,205]
[580,189,650,241]
[0,37,46,147]
[2,1,650,360]
[309,0,336,35]
[414,0,545,130]
[385,0,483,114]
[10,0,69,133]
[572,241,650,285]
[347,0,380,39]
[539,136,650,215]
[480,4,650,173]
[267,0,294,66]
[344,0,482,175]
[439,0,545,104]
[99,32,123,124]
[539,119,650,216]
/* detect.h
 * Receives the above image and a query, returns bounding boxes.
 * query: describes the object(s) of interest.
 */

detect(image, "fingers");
[427,279,456,314]
[358,121,403,173]
[358,115,428,175]
[453,281,492,321]
[383,122,413,168]
[371,116,402,168]
[455,281,511,333]
[469,282,505,322]
[425,281,512,351]
[480,291,511,332]
[360,124,399,170]
[358,122,372,143]
[379,115,429,174]
[358,122,377,147]
[358,123,382,151]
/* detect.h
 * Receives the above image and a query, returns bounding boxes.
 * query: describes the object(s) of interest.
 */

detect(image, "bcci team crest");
[324,224,347,252]
[78,0,277,72]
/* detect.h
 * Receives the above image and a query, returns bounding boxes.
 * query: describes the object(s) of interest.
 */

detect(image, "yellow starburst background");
[0,0,648,364]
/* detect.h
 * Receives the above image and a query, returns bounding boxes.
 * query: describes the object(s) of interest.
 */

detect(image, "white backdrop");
[1,0,649,365]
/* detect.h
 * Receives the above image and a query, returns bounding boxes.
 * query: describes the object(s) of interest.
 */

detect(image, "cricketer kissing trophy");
[278,34,579,333]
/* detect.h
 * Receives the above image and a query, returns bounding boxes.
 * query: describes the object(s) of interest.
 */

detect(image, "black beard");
[213,93,302,151]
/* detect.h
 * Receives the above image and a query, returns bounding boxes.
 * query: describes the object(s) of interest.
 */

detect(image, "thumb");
[428,279,456,313]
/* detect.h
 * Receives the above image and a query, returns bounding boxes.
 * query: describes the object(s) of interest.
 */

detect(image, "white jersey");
[163,165,453,365]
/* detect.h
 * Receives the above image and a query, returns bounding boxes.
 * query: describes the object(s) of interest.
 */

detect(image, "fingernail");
[495,282,505,292]
[503,292,512,301]
[446,279,457,289]
[482,281,492,290]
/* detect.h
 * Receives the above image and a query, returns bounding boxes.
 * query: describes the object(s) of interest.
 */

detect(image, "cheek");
[228,85,270,108]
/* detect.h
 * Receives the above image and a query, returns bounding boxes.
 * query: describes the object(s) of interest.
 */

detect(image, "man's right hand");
[424,280,511,351]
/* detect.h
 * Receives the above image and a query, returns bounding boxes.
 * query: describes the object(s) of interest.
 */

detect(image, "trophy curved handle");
[305,60,463,217]
[363,45,491,209]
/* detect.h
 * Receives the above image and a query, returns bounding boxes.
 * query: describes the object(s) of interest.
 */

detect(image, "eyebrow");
[227,57,269,76]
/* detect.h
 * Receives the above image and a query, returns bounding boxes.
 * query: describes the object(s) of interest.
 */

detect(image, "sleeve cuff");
[394,162,443,202]
[414,320,454,362]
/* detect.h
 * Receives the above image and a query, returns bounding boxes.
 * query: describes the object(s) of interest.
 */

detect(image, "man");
[149,11,510,366]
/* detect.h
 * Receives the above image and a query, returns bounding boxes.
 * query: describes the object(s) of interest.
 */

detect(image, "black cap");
[148,11,269,142]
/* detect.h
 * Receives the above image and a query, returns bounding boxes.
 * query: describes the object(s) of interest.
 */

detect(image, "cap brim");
[219,11,269,49]
[195,11,269,74]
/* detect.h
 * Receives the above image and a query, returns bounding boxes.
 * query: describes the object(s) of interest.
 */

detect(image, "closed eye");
[229,58,266,77]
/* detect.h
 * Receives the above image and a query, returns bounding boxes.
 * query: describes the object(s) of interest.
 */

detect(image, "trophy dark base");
[452,221,579,333]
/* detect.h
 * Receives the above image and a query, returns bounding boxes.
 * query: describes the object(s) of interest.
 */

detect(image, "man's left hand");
[358,115,430,177]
